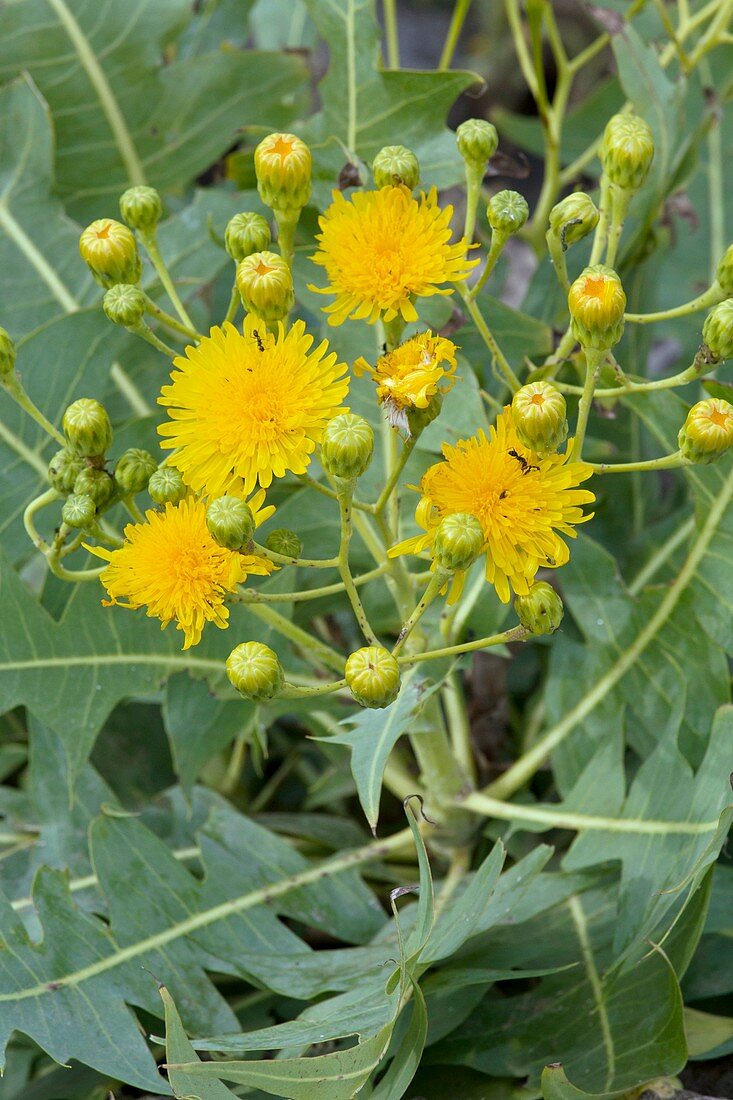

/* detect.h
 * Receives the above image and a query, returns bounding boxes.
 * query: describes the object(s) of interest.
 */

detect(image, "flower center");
[583,275,608,299]
[708,408,730,428]
[530,393,545,406]
[255,259,275,277]
[95,223,111,240]
[271,136,294,159]
[172,546,215,588]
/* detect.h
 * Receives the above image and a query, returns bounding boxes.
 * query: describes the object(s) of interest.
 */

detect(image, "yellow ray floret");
[355,331,458,429]
[389,408,595,604]
[310,186,477,326]
[88,495,275,649]
[158,316,349,498]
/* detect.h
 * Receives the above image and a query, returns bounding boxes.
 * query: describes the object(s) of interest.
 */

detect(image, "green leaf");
[300,0,478,198]
[370,977,427,1100]
[0,1,307,219]
[423,842,505,963]
[329,671,439,830]
[684,1006,733,1059]
[161,984,238,1100]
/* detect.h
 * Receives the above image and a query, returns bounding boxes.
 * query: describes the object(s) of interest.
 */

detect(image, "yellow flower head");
[310,186,477,326]
[88,495,275,649]
[389,408,595,604]
[158,316,349,498]
[355,331,458,430]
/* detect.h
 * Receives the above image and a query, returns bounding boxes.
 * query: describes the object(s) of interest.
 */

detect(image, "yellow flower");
[389,409,595,604]
[88,495,275,649]
[310,186,477,326]
[158,316,349,498]
[355,331,458,430]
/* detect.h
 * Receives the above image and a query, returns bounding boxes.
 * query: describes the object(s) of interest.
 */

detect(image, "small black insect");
[508,448,539,475]
[499,490,508,500]
[253,328,265,352]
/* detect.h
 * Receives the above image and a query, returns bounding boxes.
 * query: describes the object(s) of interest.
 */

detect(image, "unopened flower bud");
[345,646,401,709]
[511,382,568,456]
[514,581,564,635]
[79,219,142,288]
[678,398,733,464]
[115,448,157,495]
[206,496,255,550]
[487,190,529,236]
[266,528,303,558]
[320,413,374,480]
[0,327,16,380]
[715,244,733,297]
[103,284,147,328]
[406,394,444,438]
[372,145,420,190]
[568,264,626,350]
[62,398,113,458]
[432,513,484,573]
[119,186,163,233]
[61,493,96,530]
[148,466,187,504]
[456,119,499,169]
[254,132,312,214]
[601,113,654,193]
[227,641,284,701]
[236,251,294,322]
[549,192,599,249]
[74,467,115,508]
[702,299,733,362]
[48,448,85,494]
[225,212,272,262]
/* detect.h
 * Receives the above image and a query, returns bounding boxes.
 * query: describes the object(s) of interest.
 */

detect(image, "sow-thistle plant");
[5,79,733,839]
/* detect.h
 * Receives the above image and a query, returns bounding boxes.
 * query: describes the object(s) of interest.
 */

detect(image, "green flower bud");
[514,581,564,636]
[601,113,654,193]
[114,448,157,495]
[548,192,600,249]
[103,284,147,328]
[148,466,187,504]
[568,264,626,350]
[62,398,113,458]
[511,381,568,456]
[236,251,294,322]
[702,299,733,362]
[225,212,272,262]
[48,448,85,494]
[345,646,401,709]
[206,496,255,550]
[0,327,16,380]
[61,493,96,530]
[73,467,115,508]
[119,186,163,233]
[320,413,374,480]
[266,528,303,558]
[432,513,484,573]
[678,398,733,464]
[406,393,443,438]
[456,119,499,169]
[372,145,420,190]
[487,190,529,236]
[227,641,284,702]
[254,132,312,214]
[79,219,142,288]
[715,244,733,297]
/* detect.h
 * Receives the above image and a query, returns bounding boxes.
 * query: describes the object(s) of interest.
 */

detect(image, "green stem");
[629,515,694,596]
[589,451,686,474]
[398,624,527,665]
[383,0,400,67]
[247,602,345,675]
[3,375,65,446]
[337,486,380,645]
[280,678,348,699]
[439,0,472,69]
[469,230,509,299]
[143,293,202,341]
[393,571,450,656]
[555,353,709,398]
[298,473,374,513]
[131,320,178,358]
[546,228,570,292]
[374,433,418,516]
[442,673,477,785]
[252,542,338,569]
[23,488,59,553]
[624,283,723,323]
[139,229,196,332]
[275,209,299,269]
[604,184,630,268]
[224,283,241,326]
[570,346,603,461]
[237,564,388,604]
[589,175,611,265]
[480,466,733,802]
[461,791,721,835]
[463,164,483,244]
[459,287,522,391]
